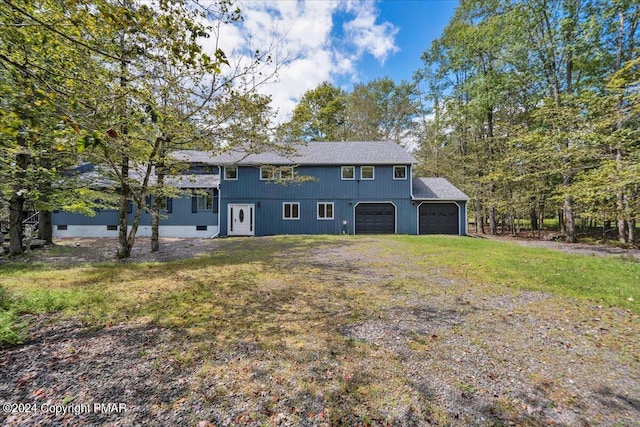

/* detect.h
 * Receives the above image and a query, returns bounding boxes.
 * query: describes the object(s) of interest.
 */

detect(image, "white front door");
[228,204,255,236]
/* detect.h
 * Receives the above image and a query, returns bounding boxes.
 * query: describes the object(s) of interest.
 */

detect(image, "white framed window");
[261,166,294,180]
[198,193,212,210]
[317,202,334,220]
[283,202,300,220]
[224,166,237,180]
[260,166,274,180]
[341,166,355,180]
[393,165,407,180]
[280,167,294,180]
[360,166,375,180]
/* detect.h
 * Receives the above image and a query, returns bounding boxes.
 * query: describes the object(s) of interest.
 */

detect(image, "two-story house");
[52,141,469,238]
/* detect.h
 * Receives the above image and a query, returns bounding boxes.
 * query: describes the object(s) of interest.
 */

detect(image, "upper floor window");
[393,166,407,180]
[260,166,294,181]
[341,166,355,180]
[224,166,237,180]
[360,166,375,180]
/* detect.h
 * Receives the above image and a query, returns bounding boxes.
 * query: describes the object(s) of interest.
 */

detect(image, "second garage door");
[355,203,395,234]
[419,203,460,235]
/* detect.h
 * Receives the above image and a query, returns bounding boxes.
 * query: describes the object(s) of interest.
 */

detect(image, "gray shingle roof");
[413,178,469,201]
[171,141,417,166]
[74,164,219,189]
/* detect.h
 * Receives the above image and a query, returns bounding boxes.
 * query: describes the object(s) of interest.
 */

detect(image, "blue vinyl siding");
[52,193,218,227]
[219,165,416,236]
[220,165,412,200]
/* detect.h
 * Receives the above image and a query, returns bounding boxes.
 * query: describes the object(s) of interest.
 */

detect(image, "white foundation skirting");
[53,225,219,238]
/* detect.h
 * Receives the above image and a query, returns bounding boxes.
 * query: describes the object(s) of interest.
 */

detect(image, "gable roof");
[413,178,469,201]
[171,141,417,166]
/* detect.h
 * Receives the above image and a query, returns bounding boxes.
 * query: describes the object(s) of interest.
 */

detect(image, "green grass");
[394,235,639,310]
[1,235,638,349]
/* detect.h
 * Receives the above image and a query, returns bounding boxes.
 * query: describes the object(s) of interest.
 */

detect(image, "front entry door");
[228,204,255,236]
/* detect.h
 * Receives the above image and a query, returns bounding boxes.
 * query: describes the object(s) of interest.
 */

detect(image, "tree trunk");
[117,155,131,259]
[38,211,53,244]
[151,204,160,252]
[9,192,25,256]
[475,199,482,234]
[9,150,29,256]
[489,206,497,235]
[151,147,166,252]
[564,195,576,243]
[558,209,565,233]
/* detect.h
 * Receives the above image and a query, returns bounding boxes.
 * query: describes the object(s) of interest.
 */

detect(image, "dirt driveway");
[1,236,639,426]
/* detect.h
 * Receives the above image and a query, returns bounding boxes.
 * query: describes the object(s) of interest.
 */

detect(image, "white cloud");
[201,0,399,123]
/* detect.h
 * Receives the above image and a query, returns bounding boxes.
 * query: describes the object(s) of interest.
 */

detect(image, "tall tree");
[279,82,347,141]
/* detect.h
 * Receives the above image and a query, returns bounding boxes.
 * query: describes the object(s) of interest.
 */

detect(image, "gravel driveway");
[1,236,639,426]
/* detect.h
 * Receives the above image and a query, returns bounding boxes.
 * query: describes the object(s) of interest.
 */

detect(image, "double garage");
[354,202,463,235]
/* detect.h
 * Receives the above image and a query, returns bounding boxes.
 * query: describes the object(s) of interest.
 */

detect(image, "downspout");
[210,177,222,238]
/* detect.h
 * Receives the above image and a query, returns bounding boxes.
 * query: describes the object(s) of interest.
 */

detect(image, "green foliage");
[280,78,420,144]
[415,0,640,241]
[0,285,24,347]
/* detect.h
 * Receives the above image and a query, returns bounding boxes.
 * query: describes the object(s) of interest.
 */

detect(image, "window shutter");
[166,198,173,213]
[191,196,198,213]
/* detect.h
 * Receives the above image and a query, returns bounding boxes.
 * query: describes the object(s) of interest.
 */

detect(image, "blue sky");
[336,1,458,87]
[211,0,458,121]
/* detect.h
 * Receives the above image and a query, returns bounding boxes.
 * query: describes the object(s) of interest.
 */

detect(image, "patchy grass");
[394,235,640,312]
[1,235,639,425]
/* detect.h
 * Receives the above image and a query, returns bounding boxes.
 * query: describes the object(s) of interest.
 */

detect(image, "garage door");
[419,203,459,235]
[355,203,395,234]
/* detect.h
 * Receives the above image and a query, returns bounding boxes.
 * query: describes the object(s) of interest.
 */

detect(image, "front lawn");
[1,235,639,426]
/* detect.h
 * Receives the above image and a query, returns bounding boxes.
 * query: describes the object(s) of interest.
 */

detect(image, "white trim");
[52,225,219,238]
[259,166,272,180]
[353,201,397,235]
[282,202,300,220]
[224,166,238,180]
[317,202,334,220]
[341,166,355,180]
[228,203,255,236]
[416,201,464,236]
[393,165,407,180]
[360,165,375,180]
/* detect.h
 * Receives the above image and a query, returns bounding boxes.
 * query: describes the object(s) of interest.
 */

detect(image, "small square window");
[283,202,300,220]
[341,166,355,180]
[393,166,407,180]
[361,166,375,180]
[260,166,274,180]
[225,166,237,180]
[317,202,334,220]
[280,167,294,180]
